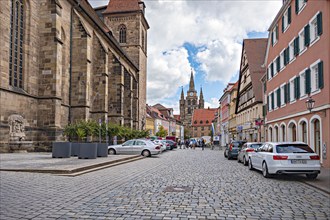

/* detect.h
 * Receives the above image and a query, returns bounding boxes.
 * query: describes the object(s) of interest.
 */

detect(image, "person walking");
[201,138,205,151]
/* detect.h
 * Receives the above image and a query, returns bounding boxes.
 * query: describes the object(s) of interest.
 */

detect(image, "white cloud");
[204,97,219,109]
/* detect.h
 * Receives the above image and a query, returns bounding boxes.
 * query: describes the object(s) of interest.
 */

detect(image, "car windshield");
[233,142,244,148]
[276,144,314,153]
[250,144,263,149]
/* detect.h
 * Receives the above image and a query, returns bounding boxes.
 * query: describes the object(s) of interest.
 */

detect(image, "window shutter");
[271,63,274,77]
[277,88,281,107]
[295,0,299,14]
[282,16,285,33]
[276,57,280,72]
[271,93,274,109]
[266,68,269,81]
[276,25,279,40]
[267,95,270,111]
[288,6,291,24]
[305,68,311,94]
[317,12,323,36]
[287,46,290,63]
[287,82,291,102]
[271,32,274,46]
[284,84,287,103]
[263,105,267,116]
[296,76,300,98]
[284,49,287,66]
[304,24,310,47]
[294,78,297,99]
[294,37,300,56]
[318,61,324,89]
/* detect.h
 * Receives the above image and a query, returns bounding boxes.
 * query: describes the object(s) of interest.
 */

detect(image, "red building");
[264,0,330,167]
[191,108,217,138]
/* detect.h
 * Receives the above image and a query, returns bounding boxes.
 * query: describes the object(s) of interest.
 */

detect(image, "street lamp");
[306,97,315,112]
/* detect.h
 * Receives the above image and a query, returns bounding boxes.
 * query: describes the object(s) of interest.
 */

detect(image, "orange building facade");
[265,0,330,167]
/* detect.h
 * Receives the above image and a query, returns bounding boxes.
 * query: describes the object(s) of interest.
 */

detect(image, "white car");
[153,140,170,151]
[108,139,161,157]
[248,142,321,179]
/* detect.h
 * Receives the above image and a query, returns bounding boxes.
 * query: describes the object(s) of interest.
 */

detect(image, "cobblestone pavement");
[1,149,329,220]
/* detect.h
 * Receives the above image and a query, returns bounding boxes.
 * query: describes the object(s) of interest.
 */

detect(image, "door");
[134,140,147,155]
[121,140,135,154]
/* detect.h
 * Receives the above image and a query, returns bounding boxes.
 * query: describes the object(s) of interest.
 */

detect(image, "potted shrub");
[76,120,97,159]
[63,123,80,156]
[52,142,71,158]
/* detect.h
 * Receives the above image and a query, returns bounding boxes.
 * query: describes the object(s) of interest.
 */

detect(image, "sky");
[88,0,283,114]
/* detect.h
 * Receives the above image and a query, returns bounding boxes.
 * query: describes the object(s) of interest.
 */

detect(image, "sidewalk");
[0,153,143,176]
[301,167,330,194]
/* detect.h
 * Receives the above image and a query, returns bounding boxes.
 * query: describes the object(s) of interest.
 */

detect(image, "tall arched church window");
[119,25,126,43]
[9,0,24,88]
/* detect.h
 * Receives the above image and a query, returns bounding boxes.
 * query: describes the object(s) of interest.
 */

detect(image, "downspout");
[68,6,73,124]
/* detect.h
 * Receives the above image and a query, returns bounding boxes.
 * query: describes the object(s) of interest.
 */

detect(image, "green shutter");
[276,57,280,72]
[305,68,311,94]
[284,84,288,103]
[271,63,274,77]
[284,48,287,66]
[318,61,324,89]
[271,32,274,46]
[277,88,281,107]
[282,16,285,33]
[304,24,310,47]
[295,0,299,14]
[294,37,300,56]
[296,76,300,98]
[288,6,291,24]
[287,82,291,102]
[294,78,298,99]
[266,68,269,81]
[317,12,323,36]
[287,46,290,63]
[276,25,279,40]
[263,105,267,116]
[271,93,274,109]
[267,95,270,111]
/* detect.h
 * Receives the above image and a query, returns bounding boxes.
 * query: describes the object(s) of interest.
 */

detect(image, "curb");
[0,155,143,175]
[300,180,330,195]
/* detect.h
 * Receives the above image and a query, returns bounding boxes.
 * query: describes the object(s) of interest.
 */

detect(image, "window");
[282,6,291,32]
[119,25,126,43]
[310,12,323,43]
[272,25,278,46]
[273,58,278,75]
[280,85,285,106]
[200,120,203,124]
[289,40,295,61]
[310,17,318,43]
[311,63,319,92]
[299,30,306,53]
[289,79,295,102]
[9,0,24,88]
[280,51,285,70]
[274,89,278,109]
[295,0,306,14]
[299,71,306,97]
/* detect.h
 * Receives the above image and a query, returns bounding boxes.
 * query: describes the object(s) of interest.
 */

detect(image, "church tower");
[179,87,185,121]
[103,0,149,129]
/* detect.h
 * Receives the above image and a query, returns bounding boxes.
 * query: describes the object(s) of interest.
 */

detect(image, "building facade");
[264,0,330,167]
[236,39,267,142]
[179,70,204,136]
[191,108,217,138]
[0,0,148,152]
[228,82,238,141]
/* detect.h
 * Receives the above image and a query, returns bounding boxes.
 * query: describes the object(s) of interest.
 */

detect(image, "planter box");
[52,142,71,158]
[71,143,80,156]
[78,143,97,159]
[97,143,108,157]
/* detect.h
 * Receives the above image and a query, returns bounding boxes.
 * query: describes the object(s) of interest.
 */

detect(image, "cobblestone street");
[1,149,329,220]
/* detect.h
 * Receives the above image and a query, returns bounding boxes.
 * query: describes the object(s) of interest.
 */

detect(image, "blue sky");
[89,0,282,113]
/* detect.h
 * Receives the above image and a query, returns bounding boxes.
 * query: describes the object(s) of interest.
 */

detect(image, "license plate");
[291,159,307,164]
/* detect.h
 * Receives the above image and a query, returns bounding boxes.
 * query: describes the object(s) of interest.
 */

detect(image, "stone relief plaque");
[8,114,27,141]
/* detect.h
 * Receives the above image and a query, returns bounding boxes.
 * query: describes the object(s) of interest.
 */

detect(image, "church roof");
[189,70,195,92]
[192,108,217,127]
[103,0,144,14]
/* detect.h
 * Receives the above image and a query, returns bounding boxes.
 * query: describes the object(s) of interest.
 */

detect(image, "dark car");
[165,140,177,150]
[226,140,247,160]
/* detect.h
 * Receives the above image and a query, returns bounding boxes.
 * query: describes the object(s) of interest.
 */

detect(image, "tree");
[184,127,190,140]
[155,125,167,137]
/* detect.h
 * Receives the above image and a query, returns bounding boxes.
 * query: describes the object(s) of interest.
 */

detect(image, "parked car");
[165,140,177,149]
[108,139,161,157]
[238,142,263,165]
[225,140,247,159]
[248,142,321,179]
[153,140,168,151]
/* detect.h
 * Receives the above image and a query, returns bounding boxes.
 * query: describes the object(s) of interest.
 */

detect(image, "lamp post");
[306,96,315,112]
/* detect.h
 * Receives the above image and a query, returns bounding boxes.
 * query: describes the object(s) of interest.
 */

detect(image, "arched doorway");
[274,125,279,142]
[288,121,297,142]
[268,127,273,142]
[313,119,321,156]
[280,124,286,142]
[299,121,308,144]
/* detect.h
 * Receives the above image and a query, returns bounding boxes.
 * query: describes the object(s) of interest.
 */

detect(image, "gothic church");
[179,71,204,132]
[0,0,148,152]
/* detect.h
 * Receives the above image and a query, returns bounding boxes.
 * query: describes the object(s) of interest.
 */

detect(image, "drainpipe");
[68,6,73,124]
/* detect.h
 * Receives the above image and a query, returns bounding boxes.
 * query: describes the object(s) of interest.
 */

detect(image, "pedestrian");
[185,139,189,149]
[201,138,205,151]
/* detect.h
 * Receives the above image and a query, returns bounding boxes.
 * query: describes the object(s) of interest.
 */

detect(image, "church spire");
[199,87,204,99]
[199,86,204,109]
[180,86,184,100]
[189,69,195,91]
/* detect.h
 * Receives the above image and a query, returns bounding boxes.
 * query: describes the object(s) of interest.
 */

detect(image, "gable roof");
[192,108,217,127]
[103,0,143,14]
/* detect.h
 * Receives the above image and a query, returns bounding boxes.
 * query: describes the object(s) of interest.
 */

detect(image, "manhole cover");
[163,186,191,192]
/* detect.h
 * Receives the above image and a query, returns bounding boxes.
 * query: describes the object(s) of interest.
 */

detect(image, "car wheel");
[142,150,151,157]
[108,149,116,155]
[248,158,254,170]
[306,173,318,180]
[243,157,248,166]
[262,162,271,178]
[224,151,227,158]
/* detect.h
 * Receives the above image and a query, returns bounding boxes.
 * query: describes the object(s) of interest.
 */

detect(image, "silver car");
[108,139,161,157]
[238,142,263,166]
